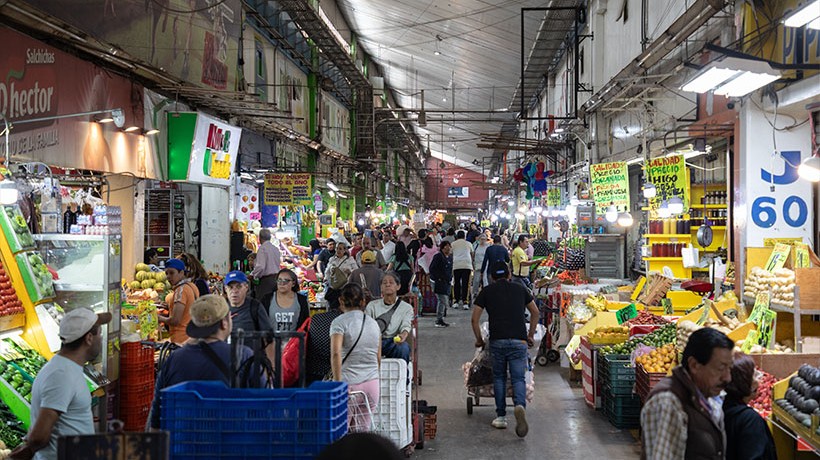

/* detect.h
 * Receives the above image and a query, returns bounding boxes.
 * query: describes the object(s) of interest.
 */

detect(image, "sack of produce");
[466,348,494,387]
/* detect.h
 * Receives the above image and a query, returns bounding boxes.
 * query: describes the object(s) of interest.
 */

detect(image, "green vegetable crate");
[0,205,36,254]
[603,391,642,429]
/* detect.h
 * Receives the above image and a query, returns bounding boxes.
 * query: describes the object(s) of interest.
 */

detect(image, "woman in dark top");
[723,353,777,460]
[386,241,414,296]
[304,307,343,383]
[178,253,210,297]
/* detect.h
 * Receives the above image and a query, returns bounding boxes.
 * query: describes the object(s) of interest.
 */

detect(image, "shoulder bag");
[324,313,366,381]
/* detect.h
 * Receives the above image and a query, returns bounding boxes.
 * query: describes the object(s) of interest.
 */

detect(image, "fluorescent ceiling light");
[783,0,820,28]
[145,128,160,136]
[713,72,780,97]
[554,128,565,133]
[326,181,339,192]
[625,157,643,165]
[809,16,820,30]
[124,126,140,132]
[681,67,741,93]
[681,57,781,97]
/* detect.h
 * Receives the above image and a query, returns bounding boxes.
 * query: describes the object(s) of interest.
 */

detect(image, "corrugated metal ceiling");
[336,0,582,172]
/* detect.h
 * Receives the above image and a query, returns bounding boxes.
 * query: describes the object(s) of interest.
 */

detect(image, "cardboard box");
[751,353,820,379]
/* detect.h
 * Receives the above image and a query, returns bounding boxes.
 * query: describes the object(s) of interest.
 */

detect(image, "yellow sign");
[740,329,758,354]
[590,161,629,214]
[762,237,803,247]
[794,243,810,268]
[748,293,771,324]
[764,243,791,272]
[263,173,313,206]
[138,300,158,340]
[547,188,561,207]
[646,155,689,215]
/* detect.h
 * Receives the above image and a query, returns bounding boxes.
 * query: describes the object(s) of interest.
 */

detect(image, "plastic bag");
[466,347,494,387]
[630,344,655,368]
[682,244,700,268]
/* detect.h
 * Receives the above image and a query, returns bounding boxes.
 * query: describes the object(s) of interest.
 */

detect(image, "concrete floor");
[411,306,642,459]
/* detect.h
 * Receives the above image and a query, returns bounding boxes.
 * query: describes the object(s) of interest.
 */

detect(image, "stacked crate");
[120,342,155,431]
[598,353,640,429]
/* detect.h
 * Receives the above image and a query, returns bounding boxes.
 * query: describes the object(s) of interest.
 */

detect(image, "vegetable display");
[750,370,776,419]
[743,267,795,307]
[774,364,820,429]
[0,205,35,253]
[624,310,669,326]
[0,400,26,449]
[0,362,32,403]
[0,261,23,317]
[600,323,676,356]
[15,252,55,301]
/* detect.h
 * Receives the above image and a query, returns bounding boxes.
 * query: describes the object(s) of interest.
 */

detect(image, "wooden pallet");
[637,274,673,307]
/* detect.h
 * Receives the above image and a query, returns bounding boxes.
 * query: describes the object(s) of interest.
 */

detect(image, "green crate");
[604,393,641,429]
[605,379,635,396]
[602,354,635,382]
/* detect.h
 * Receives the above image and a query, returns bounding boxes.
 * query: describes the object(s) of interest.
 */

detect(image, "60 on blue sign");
[752,151,808,228]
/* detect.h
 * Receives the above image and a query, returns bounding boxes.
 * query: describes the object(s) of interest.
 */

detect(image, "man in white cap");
[11,308,111,460]
[149,295,257,429]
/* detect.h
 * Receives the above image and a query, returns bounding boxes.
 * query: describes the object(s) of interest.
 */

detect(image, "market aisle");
[412,306,642,459]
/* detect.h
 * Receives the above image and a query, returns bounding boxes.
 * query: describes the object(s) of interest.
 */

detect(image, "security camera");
[726,101,735,110]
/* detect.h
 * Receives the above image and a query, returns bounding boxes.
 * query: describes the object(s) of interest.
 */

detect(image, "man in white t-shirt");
[380,231,396,264]
[11,309,112,460]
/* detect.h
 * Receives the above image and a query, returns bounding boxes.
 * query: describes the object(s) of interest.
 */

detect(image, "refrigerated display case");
[33,235,122,379]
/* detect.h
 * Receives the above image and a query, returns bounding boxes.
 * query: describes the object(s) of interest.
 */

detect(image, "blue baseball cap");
[224,270,248,285]
[164,258,186,272]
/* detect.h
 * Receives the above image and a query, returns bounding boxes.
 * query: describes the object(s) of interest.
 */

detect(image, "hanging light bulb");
[533,206,543,214]
[0,179,19,205]
[541,209,550,217]
[643,182,657,198]
[797,156,820,182]
[490,214,499,222]
[657,200,672,218]
[668,196,684,214]
[605,203,618,223]
[617,212,634,227]
[518,204,527,213]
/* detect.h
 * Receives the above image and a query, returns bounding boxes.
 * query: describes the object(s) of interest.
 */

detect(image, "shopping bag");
[281,317,311,387]
[682,244,700,268]
[711,258,727,281]
[418,251,435,274]
[466,347,494,387]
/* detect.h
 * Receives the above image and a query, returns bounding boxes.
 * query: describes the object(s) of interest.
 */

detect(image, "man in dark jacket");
[480,235,510,286]
[429,241,453,327]
[224,270,273,357]
[641,328,734,460]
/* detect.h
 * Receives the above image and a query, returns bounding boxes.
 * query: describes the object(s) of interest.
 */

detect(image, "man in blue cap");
[471,261,539,438]
[224,270,273,356]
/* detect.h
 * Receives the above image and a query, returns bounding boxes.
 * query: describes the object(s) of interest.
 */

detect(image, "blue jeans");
[382,337,411,361]
[435,294,449,321]
[489,339,528,417]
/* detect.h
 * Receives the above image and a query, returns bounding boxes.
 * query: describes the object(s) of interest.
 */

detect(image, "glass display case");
[33,234,122,383]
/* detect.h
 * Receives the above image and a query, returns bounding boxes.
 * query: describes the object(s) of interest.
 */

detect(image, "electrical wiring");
[150,0,230,14]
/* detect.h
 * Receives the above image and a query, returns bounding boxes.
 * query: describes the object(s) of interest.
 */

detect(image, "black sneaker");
[435,320,450,327]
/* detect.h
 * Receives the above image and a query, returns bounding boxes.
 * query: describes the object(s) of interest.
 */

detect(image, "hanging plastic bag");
[682,244,700,268]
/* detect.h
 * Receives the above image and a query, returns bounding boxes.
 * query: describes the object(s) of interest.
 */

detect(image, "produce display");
[774,364,820,430]
[555,237,586,271]
[0,205,35,253]
[0,362,32,403]
[0,261,24,317]
[624,311,669,326]
[584,295,609,312]
[43,302,65,324]
[600,323,676,356]
[14,252,55,301]
[743,267,795,306]
[588,326,628,344]
[0,400,25,449]
[635,343,677,374]
[299,281,324,303]
[126,264,171,304]
[750,369,776,419]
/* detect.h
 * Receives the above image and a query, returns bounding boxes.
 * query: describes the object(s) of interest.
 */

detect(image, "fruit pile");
[775,364,820,431]
[129,264,170,293]
[584,295,609,312]
[600,323,676,356]
[0,400,25,449]
[0,261,23,316]
[0,362,32,402]
[624,310,669,326]
[299,281,324,303]
[23,252,54,299]
[750,369,776,418]
[635,343,677,374]
[743,267,795,306]
[588,326,628,342]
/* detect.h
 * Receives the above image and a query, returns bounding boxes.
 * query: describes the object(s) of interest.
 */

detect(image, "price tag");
[747,292,770,324]
[740,329,758,354]
[756,308,777,349]
[764,243,791,272]
[794,243,810,268]
[661,298,673,315]
[138,301,158,340]
[616,303,638,324]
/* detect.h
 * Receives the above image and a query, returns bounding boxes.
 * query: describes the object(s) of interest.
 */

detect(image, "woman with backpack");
[324,241,360,310]
[386,241,414,296]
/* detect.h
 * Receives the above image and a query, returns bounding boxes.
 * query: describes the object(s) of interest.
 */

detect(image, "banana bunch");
[584,294,608,312]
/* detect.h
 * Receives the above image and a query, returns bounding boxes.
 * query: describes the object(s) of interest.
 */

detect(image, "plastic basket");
[160,380,348,459]
[602,354,635,382]
[604,378,634,396]
[604,393,641,429]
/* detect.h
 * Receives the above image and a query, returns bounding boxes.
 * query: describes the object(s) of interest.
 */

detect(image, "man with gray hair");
[251,228,281,300]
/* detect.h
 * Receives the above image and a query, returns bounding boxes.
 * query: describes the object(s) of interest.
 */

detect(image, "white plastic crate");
[373,358,412,448]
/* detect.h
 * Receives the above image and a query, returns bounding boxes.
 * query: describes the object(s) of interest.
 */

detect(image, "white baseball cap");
[59,308,112,343]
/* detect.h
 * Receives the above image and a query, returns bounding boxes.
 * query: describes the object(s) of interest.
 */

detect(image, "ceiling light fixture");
[605,203,618,223]
[327,181,340,192]
[680,57,781,97]
[668,196,684,214]
[0,179,19,205]
[97,117,114,124]
[144,128,160,136]
[657,201,672,218]
[643,182,657,198]
[783,1,820,29]
[124,126,140,133]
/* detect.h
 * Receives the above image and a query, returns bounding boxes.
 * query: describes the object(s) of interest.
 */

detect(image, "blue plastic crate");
[160,380,348,459]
